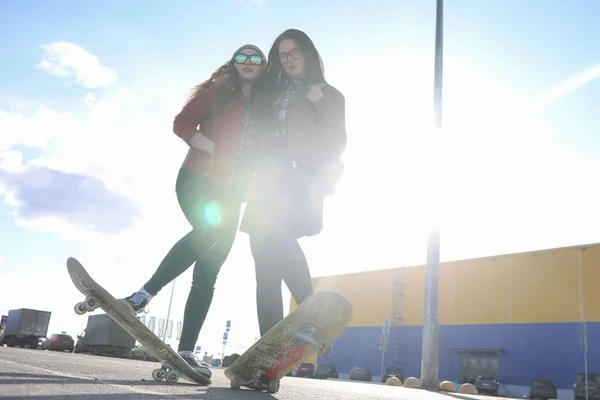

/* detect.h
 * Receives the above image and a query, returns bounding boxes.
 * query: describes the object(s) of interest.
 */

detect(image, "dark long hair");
[187,44,266,120]
[250,29,326,116]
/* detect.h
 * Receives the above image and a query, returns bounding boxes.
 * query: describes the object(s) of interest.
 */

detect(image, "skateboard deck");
[224,290,353,393]
[66,256,211,386]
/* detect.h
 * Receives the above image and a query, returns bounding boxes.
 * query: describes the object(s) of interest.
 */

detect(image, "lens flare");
[203,202,223,227]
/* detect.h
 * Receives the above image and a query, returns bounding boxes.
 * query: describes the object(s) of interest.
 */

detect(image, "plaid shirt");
[271,78,305,137]
[237,79,307,172]
[235,77,301,158]
[236,101,253,164]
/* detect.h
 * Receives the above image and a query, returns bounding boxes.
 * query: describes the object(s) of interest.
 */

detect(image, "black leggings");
[143,169,241,352]
[249,234,314,337]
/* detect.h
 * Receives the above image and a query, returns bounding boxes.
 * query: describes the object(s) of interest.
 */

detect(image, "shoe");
[178,351,212,378]
[118,290,152,314]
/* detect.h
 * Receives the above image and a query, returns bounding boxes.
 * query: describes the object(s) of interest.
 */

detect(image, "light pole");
[163,279,176,343]
[420,0,444,390]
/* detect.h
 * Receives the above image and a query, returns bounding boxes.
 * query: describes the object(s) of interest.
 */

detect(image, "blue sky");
[1,0,599,356]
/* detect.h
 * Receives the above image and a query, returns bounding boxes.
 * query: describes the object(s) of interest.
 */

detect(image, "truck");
[73,314,135,358]
[0,308,51,349]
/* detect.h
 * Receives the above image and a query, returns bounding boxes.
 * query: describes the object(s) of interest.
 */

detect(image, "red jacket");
[173,85,246,186]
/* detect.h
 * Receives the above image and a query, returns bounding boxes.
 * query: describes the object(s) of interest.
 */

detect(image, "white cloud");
[0,72,214,349]
[37,42,118,88]
[81,92,97,108]
[0,81,187,241]
[0,163,141,234]
[0,105,75,152]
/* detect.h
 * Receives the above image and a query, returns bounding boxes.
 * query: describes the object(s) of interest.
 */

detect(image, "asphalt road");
[0,347,497,400]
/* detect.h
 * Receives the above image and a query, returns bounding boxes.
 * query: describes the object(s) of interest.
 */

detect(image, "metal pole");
[585,331,589,400]
[163,279,176,343]
[421,0,444,390]
[380,335,387,378]
[380,318,390,379]
[577,250,588,400]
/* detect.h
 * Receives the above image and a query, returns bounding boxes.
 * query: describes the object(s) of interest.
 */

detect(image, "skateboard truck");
[230,370,279,394]
[152,362,180,384]
[74,295,101,315]
[283,324,333,357]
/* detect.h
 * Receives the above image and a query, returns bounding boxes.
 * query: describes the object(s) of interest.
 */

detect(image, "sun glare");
[314,50,573,270]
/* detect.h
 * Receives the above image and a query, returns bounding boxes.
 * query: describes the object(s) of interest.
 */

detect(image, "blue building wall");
[318,322,600,388]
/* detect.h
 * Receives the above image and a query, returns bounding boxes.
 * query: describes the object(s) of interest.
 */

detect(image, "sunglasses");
[234,53,264,65]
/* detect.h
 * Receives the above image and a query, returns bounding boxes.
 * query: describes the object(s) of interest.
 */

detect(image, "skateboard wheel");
[84,297,98,311]
[230,376,242,390]
[74,302,87,315]
[166,370,179,384]
[268,380,279,394]
[152,368,165,381]
[320,343,333,357]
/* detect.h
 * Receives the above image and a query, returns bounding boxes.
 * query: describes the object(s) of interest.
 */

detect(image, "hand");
[189,131,215,155]
[305,85,325,104]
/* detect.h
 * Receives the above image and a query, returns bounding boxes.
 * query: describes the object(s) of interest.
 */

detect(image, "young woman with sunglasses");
[117,44,266,378]
[241,30,347,341]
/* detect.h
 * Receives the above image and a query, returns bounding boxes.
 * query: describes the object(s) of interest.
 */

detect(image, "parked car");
[296,363,315,377]
[130,345,158,361]
[574,373,600,400]
[381,366,404,383]
[41,333,74,352]
[314,363,339,379]
[527,378,557,400]
[475,374,500,395]
[349,366,372,382]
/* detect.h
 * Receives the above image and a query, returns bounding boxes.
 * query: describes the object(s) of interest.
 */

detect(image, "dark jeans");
[143,169,241,352]
[249,233,314,337]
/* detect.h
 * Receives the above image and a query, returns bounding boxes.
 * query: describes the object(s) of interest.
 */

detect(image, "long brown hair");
[187,61,232,100]
[186,44,266,123]
[186,60,239,120]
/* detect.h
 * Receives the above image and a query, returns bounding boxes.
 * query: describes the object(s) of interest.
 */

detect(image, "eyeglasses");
[278,48,303,63]
[234,53,264,65]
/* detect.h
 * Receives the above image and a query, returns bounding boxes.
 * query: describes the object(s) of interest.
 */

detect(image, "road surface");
[0,347,496,399]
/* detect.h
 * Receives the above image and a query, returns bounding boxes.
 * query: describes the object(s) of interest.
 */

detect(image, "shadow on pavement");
[430,390,484,400]
[0,372,277,398]
[0,371,182,387]
[0,389,277,400]
[0,392,276,400]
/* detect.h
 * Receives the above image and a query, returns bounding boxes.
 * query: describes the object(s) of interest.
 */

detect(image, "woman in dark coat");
[241,29,347,337]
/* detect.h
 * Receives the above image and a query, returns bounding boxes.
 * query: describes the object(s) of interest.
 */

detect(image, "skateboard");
[66,256,211,386]
[224,290,353,393]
